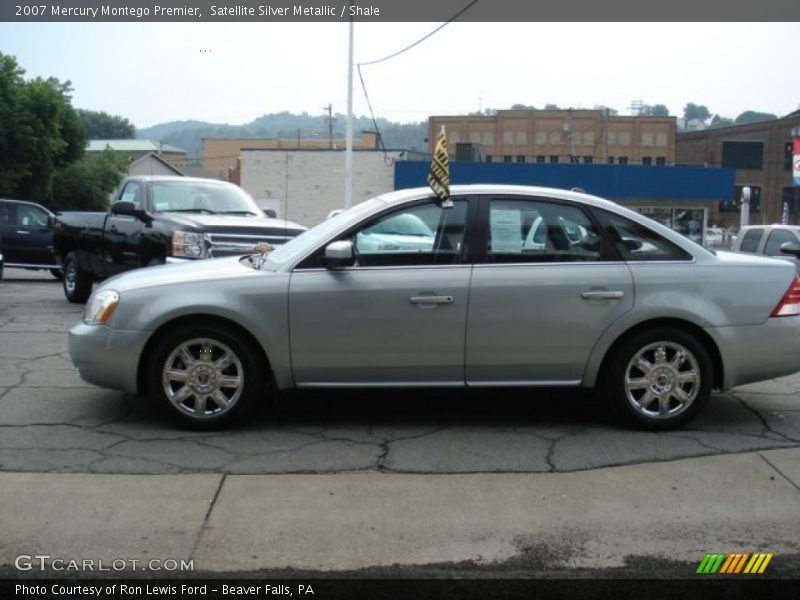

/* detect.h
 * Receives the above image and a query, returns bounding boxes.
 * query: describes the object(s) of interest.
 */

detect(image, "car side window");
[764,230,797,256]
[118,182,144,210]
[16,204,49,227]
[349,200,468,267]
[739,229,763,253]
[0,203,15,225]
[594,210,693,262]
[486,198,604,263]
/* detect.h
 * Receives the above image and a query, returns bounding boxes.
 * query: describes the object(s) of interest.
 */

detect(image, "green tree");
[734,111,778,125]
[683,103,711,123]
[51,148,128,211]
[77,109,136,139]
[642,104,670,117]
[0,52,86,204]
[708,114,735,129]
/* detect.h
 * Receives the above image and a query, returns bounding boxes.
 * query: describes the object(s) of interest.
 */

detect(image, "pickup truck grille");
[205,233,296,258]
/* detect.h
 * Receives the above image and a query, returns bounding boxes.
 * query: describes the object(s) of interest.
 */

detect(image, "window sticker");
[490,209,522,253]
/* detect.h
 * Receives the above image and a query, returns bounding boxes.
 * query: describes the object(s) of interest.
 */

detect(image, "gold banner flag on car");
[428,126,452,207]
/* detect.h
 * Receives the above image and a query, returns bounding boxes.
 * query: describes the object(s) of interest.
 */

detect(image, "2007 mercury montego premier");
[68,185,800,430]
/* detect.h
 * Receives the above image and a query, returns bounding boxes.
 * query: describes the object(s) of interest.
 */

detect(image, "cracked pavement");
[2,270,799,476]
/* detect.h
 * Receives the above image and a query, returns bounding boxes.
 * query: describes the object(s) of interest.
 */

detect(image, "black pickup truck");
[53,176,306,302]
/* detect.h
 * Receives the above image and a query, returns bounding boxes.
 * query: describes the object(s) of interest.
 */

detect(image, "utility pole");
[345,12,354,209]
[323,103,335,149]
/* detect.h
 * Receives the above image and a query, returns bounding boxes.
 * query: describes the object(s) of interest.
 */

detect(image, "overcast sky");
[1,22,798,129]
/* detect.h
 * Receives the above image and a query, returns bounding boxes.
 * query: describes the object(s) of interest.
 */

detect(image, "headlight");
[172,231,206,258]
[83,290,120,326]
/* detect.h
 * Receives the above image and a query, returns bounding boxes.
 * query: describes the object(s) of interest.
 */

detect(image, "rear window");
[739,229,764,253]
[594,210,693,262]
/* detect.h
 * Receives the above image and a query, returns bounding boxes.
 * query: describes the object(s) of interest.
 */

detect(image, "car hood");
[159,212,306,234]
[98,256,264,294]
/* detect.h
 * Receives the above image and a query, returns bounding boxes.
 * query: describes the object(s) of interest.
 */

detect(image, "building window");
[642,156,652,165]
[608,156,615,164]
[721,141,764,169]
[486,155,492,163]
[503,155,512,163]
[583,156,593,164]
[549,155,559,164]
[656,156,666,166]
[516,155,526,163]
[535,155,545,163]
[618,156,629,165]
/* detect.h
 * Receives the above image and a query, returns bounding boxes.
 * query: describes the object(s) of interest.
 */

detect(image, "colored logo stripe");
[697,552,773,574]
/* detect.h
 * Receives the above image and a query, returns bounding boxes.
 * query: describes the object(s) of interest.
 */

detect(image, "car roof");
[740,224,800,232]
[126,176,233,185]
[0,198,54,213]
[371,184,624,212]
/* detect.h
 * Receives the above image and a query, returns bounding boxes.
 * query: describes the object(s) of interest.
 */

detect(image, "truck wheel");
[148,323,263,429]
[63,252,93,303]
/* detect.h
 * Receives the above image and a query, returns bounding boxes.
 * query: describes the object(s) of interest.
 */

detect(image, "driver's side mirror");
[323,240,354,269]
[112,201,153,224]
[779,242,800,258]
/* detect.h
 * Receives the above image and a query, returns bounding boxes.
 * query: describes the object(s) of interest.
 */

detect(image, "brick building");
[429,109,676,166]
[676,111,800,227]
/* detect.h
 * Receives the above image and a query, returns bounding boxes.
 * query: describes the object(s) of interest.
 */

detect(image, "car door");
[288,197,473,385]
[1,202,55,266]
[105,181,147,275]
[465,195,634,385]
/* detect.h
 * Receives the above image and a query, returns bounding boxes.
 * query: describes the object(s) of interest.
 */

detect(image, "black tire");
[63,252,93,303]
[603,328,712,431]
[146,257,165,267]
[50,268,63,280]
[148,322,264,429]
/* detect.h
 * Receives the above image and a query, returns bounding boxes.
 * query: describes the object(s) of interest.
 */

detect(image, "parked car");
[0,198,62,278]
[732,224,800,274]
[53,176,306,303]
[67,185,800,430]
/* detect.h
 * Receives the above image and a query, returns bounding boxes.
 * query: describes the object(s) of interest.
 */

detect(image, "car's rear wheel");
[148,323,263,429]
[63,252,92,303]
[605,328,712,430]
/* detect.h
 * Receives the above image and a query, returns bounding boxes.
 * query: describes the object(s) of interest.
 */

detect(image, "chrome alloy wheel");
[623,341,701,419]
[162,338,244,419]
[64,261,77,295]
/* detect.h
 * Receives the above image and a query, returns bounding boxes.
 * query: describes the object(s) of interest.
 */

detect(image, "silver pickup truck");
[732,224,800,274]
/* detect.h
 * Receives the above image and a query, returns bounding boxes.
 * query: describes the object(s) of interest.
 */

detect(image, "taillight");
[771,275,800,317]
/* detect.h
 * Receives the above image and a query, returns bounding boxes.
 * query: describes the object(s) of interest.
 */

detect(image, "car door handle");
[409,295,454,306]
[581,290,624,300]
[16,230,31,235]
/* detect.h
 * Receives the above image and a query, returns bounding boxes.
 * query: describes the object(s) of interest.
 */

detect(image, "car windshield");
[151,181,261,215]
[263,198,382,270]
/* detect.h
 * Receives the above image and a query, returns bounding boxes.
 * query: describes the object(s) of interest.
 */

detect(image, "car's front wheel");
[148,323,263,428]
[605,328,712,430]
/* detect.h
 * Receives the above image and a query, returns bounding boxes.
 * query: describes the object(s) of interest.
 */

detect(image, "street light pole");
[344,14,354,209]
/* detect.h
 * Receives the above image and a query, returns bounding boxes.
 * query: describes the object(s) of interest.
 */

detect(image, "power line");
[357,0,480,67]
[356,0,480,162]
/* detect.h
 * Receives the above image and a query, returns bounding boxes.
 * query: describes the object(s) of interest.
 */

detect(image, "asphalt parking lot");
[1,268,800,581]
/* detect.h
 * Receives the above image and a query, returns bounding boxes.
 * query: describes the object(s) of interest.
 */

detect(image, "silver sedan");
[68,185,800,430]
